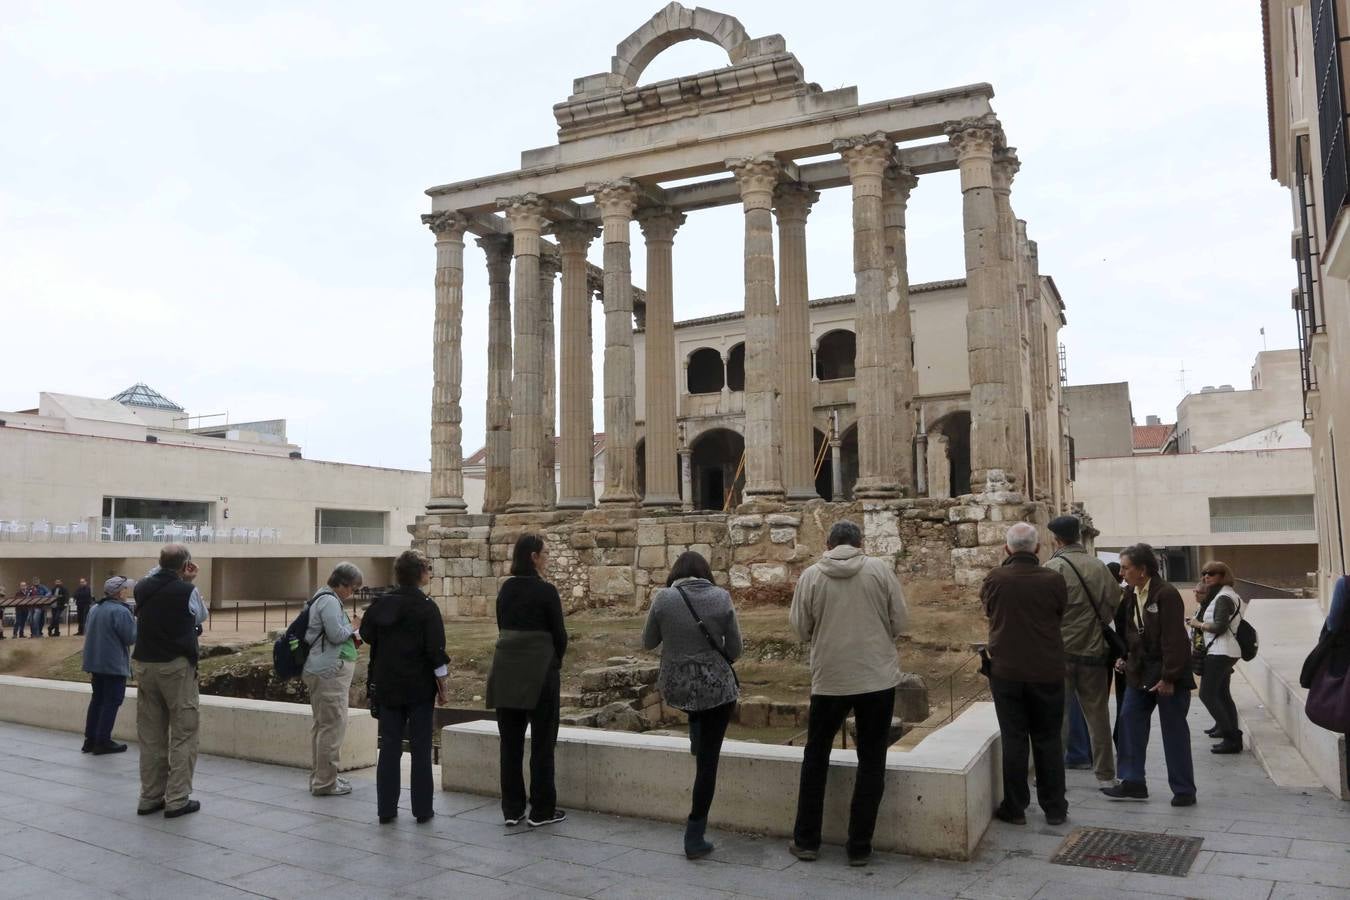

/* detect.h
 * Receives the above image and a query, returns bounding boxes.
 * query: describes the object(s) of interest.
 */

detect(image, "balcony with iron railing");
[1209,514,1316,534]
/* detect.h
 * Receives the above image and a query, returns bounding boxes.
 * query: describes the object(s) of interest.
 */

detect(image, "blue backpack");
[272,597,323,680]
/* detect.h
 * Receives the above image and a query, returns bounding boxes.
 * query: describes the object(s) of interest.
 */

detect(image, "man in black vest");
[132,544,204,818]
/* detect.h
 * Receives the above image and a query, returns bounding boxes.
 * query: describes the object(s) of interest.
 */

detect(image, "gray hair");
[327,562,364,590]
[827,520,863,549]
[1005,522,1038,554]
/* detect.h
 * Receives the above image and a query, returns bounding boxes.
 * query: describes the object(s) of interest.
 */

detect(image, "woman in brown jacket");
[1101,543,1197,806]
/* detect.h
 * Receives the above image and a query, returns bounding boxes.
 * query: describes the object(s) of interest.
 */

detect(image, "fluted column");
[883,165,919,497]
[477,233,513,513]
[553,222,601,509]
[773,182,820,500]
[539,252,560,507]
[501,194,549,512]
[727,154,784,503]
[421,211,470,512]
[835,132,898,500]
[992,148,1029,493]
[588,179,641,507]
[637,207,685,507]
[947,114,1013,493]
[1023,226,1052,499]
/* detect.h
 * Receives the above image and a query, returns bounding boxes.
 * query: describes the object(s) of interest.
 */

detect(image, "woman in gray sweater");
[642,551,742,860]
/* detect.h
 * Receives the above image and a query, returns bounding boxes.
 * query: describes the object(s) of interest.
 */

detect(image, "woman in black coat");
[359,550,449,824]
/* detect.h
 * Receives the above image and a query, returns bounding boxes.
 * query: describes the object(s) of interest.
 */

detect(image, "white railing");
[1209,514,1316,533]
[316,526,386,545]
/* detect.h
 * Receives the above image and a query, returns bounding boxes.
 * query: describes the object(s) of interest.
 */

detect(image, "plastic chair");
[182,526,198,542]
[31,520,50,541]
[99,526,114,542]
[52,524,71,541]
[123,524,142,541]
[246,528,261,543]
[71,523,89,541]
[198,525,213,543]
[232,527,249,543]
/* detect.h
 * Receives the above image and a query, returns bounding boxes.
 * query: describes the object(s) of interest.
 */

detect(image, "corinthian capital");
[421,210,470,239]
[636,207,686,243]
[726,153,782,200]
[992,147,1020,191]
[587,179,640,220]
[547,220,602,255]
[772,182,820,224]
[882,165,918,204]
[945,114,1003,162]
[498,193,550,234]
[833,132,892,180]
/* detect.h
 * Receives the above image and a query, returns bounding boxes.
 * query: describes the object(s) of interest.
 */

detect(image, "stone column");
[992,148,1029,493]
[637,207,685,507]
[834,132,898,499]
[947,114,1014,493]
[720,349,732,405]
[1024,230,1052,498]
[421,211,470,512]
[679,425,693,511]
[883,165,918,497]
[539,251,560,507]
[501,194,549,513]
[773,182,820,501]
[727,154,785,502]
[553,222,601,509]
[477,234,513,513]
[588,179,641,507]
[928,432,951,499]
[830,433,844,501]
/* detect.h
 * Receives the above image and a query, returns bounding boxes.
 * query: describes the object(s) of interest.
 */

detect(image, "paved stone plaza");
[0,707,1346,900]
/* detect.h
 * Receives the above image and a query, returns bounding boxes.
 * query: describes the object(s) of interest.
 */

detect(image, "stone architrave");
[421,211,471,512]
[835,132,899,500]
[476,233,513,513]
[540,252,560,507]
[726,154,785,503]
[588,179,642,507]
[552,222,601,508]
[992,148,1029,493]
[947,114,1014,493]
[637,207,685,507]
[882,165,918,497]
[773,182,820,501]
[500,194,550,512]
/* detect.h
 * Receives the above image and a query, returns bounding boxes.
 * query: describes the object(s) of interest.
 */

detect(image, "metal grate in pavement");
[1050,827,1203,877]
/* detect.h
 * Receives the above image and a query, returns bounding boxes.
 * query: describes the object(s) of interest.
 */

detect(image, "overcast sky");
[1,0,1290,471]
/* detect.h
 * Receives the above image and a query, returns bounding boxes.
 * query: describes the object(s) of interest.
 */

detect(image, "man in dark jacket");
[48,579,70,636]
[982,522,1068,826]
[131,545,204,818]
[1103,543,1197,806]
[74,577,94,635]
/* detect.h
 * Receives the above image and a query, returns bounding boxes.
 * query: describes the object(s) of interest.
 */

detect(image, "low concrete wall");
[1238,599,1347,799]
[441,702,1000,860]
[0,675,377,771]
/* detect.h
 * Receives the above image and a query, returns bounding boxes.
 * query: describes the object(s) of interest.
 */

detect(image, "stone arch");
[929,411,971,499]
[725,342,746,392]
[686,347,724,394]
[612,4,751,87]
[689,426,745,510]
[815,329,856,381]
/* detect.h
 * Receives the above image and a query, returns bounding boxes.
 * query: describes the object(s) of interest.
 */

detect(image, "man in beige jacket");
[787,520,908,867]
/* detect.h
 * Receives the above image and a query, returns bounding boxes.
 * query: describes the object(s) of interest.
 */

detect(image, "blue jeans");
[1065,690,1092,765]
[28,609,44,636]
[1116,685,1196,797]
[12,608,27,637]
[84,674,127,744]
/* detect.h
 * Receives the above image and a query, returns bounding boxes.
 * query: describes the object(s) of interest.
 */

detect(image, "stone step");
[1231,666,1324,791]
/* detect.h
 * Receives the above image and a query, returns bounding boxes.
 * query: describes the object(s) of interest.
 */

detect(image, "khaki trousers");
[133,657,200,811]
[302,660,356,793]
[1064,659,1116,783]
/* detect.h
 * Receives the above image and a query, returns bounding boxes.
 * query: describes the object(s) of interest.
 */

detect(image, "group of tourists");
[982,514,1264,826]
[0,575,93,637]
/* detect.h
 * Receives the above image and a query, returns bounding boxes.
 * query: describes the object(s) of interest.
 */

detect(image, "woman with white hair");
[302,562,364,796]
[81,576,137,755]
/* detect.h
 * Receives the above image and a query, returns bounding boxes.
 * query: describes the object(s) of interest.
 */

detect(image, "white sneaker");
[1097,778,1118,790]
[314,781,352,796]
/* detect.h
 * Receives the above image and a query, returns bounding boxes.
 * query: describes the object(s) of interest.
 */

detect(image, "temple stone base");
[412,478,1051,617]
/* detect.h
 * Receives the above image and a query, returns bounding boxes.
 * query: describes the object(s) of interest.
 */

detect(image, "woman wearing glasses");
[1187,562,1245,755]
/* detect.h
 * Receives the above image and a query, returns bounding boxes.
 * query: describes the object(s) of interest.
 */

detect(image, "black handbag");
[1058,555,1128,663]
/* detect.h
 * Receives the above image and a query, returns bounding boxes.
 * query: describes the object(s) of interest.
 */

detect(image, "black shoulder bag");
[1058,555,1128,663]
[674,584,738,688]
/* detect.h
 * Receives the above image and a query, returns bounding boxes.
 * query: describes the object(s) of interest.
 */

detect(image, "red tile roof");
[1132,423,1174,451]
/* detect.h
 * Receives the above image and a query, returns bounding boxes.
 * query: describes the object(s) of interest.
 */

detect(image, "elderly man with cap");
[1043,514,1122,789]
[81,575,138,754]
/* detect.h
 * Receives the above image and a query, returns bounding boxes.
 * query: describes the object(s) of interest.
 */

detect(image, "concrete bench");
[0,674,377,771]
[441,702,1000,860]
[1238,598,1347,799]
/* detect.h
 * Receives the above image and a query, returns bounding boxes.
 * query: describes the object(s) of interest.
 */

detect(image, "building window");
[102,496,211,541]
[1208,495,1316,533]
[315,509,387,545]
[814,330,856,381]
[1312,0,1350,234]
[686,347,725,394]
[725,343,746,392]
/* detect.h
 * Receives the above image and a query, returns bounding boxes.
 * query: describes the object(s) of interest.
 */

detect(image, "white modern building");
[0,385,429,603]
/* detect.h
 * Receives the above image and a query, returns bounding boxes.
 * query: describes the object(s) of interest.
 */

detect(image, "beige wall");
[1064,382,1133,459]
[1174,350,1302,452]
[1076,448,1316,549]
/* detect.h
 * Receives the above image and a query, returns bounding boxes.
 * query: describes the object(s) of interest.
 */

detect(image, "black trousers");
[793,687,895,858]
[497,668,560,820]
[1200,655,1241,740]
[376,699,434,819]
[687,701,734,821]
[76,602,90,635]
[990,676,1066,817]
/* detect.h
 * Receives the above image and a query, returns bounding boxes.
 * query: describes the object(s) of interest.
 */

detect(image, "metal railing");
[316,526,386,545]
[1209,514,1316,534]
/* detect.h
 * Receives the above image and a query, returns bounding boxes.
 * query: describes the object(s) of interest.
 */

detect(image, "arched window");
[726,343,746,392]
[686,348,725,394]
[815,330,856,381]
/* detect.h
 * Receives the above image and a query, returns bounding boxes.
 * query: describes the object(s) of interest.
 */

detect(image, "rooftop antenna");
[1260,326,1267,350]
[1178,360,1189,395]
